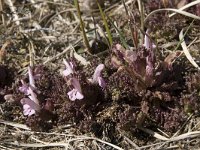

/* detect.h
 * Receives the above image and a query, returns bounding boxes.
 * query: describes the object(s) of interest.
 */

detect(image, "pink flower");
[63,59,74,76]
[143,29,156,50]
[21,98,40,116]
[20,87,40,116]
[67,78,84,101]
[89,64,106,88]
[19,66,42,116]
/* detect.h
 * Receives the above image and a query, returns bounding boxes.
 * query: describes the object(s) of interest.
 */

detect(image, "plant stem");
[74,0,91,54]
[96,0,113,47]
[137,0,144,45]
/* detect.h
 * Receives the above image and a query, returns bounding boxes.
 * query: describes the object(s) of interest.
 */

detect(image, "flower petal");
[63,70,72,76]
[67,88,84,101]
[28,66,36,88]
[22,104,35,116]
[19,86,28,95]
[19,80,29,95]
[71,78,82,93]
[98,77,106,88]
[67,89,77,101]
[63,59,74,76]
[143,29,156,50]
[93,64,104,83]
[75,91,84,100]
[28,109,36,116]
[21,97,40,111]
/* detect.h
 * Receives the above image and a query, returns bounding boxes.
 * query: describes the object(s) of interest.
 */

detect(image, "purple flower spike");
[63,59,74,76]
[20,87,40,116]
[143,29,156,50]
[67,78,84,101]
[90,64,106,88]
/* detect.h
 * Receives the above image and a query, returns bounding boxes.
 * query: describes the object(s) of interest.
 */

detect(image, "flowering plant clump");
[62,59,84,101]
[88,64,106,88]
[111,38,156,89]
[8,39,197,138]
[15,65,62,131]
[20,87,40,116]
[10,27,190,136]
[62,59,106,101]
[106,29,188,132]
[110,29,182,90]
[67,77,84,101]
[63,59,74,76]
[19,67,40,116]
[2,1,200,148]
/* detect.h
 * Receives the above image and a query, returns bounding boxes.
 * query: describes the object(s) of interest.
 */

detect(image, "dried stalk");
[4,0,20,27]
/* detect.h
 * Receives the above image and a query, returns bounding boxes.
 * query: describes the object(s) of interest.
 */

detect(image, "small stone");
[79,0,105,11]
[4,94,15,102]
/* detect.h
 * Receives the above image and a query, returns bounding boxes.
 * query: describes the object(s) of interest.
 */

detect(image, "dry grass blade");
[137,0,144,44]
[6,142,69,148]
[156,114,193,149]
[71,45,90,66]
[169,0,200,17]
[112,0,135,15]
[139,127,200,142]
[179,29,200,70]
[0,120,30,130]
[43,46,71,64]
[122,0,138,48]
[145,8,200,22]
[138,127,169,141]
[4,0,20,26]
[43,38,82,64]
[169,131,200,141]
[0,145,14,150]
[138,128,200,149]
[161,41,179,49]
[0,0,5,25]
[123,135,140,150]
[75,136,124,150]
[6,136,124,150]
